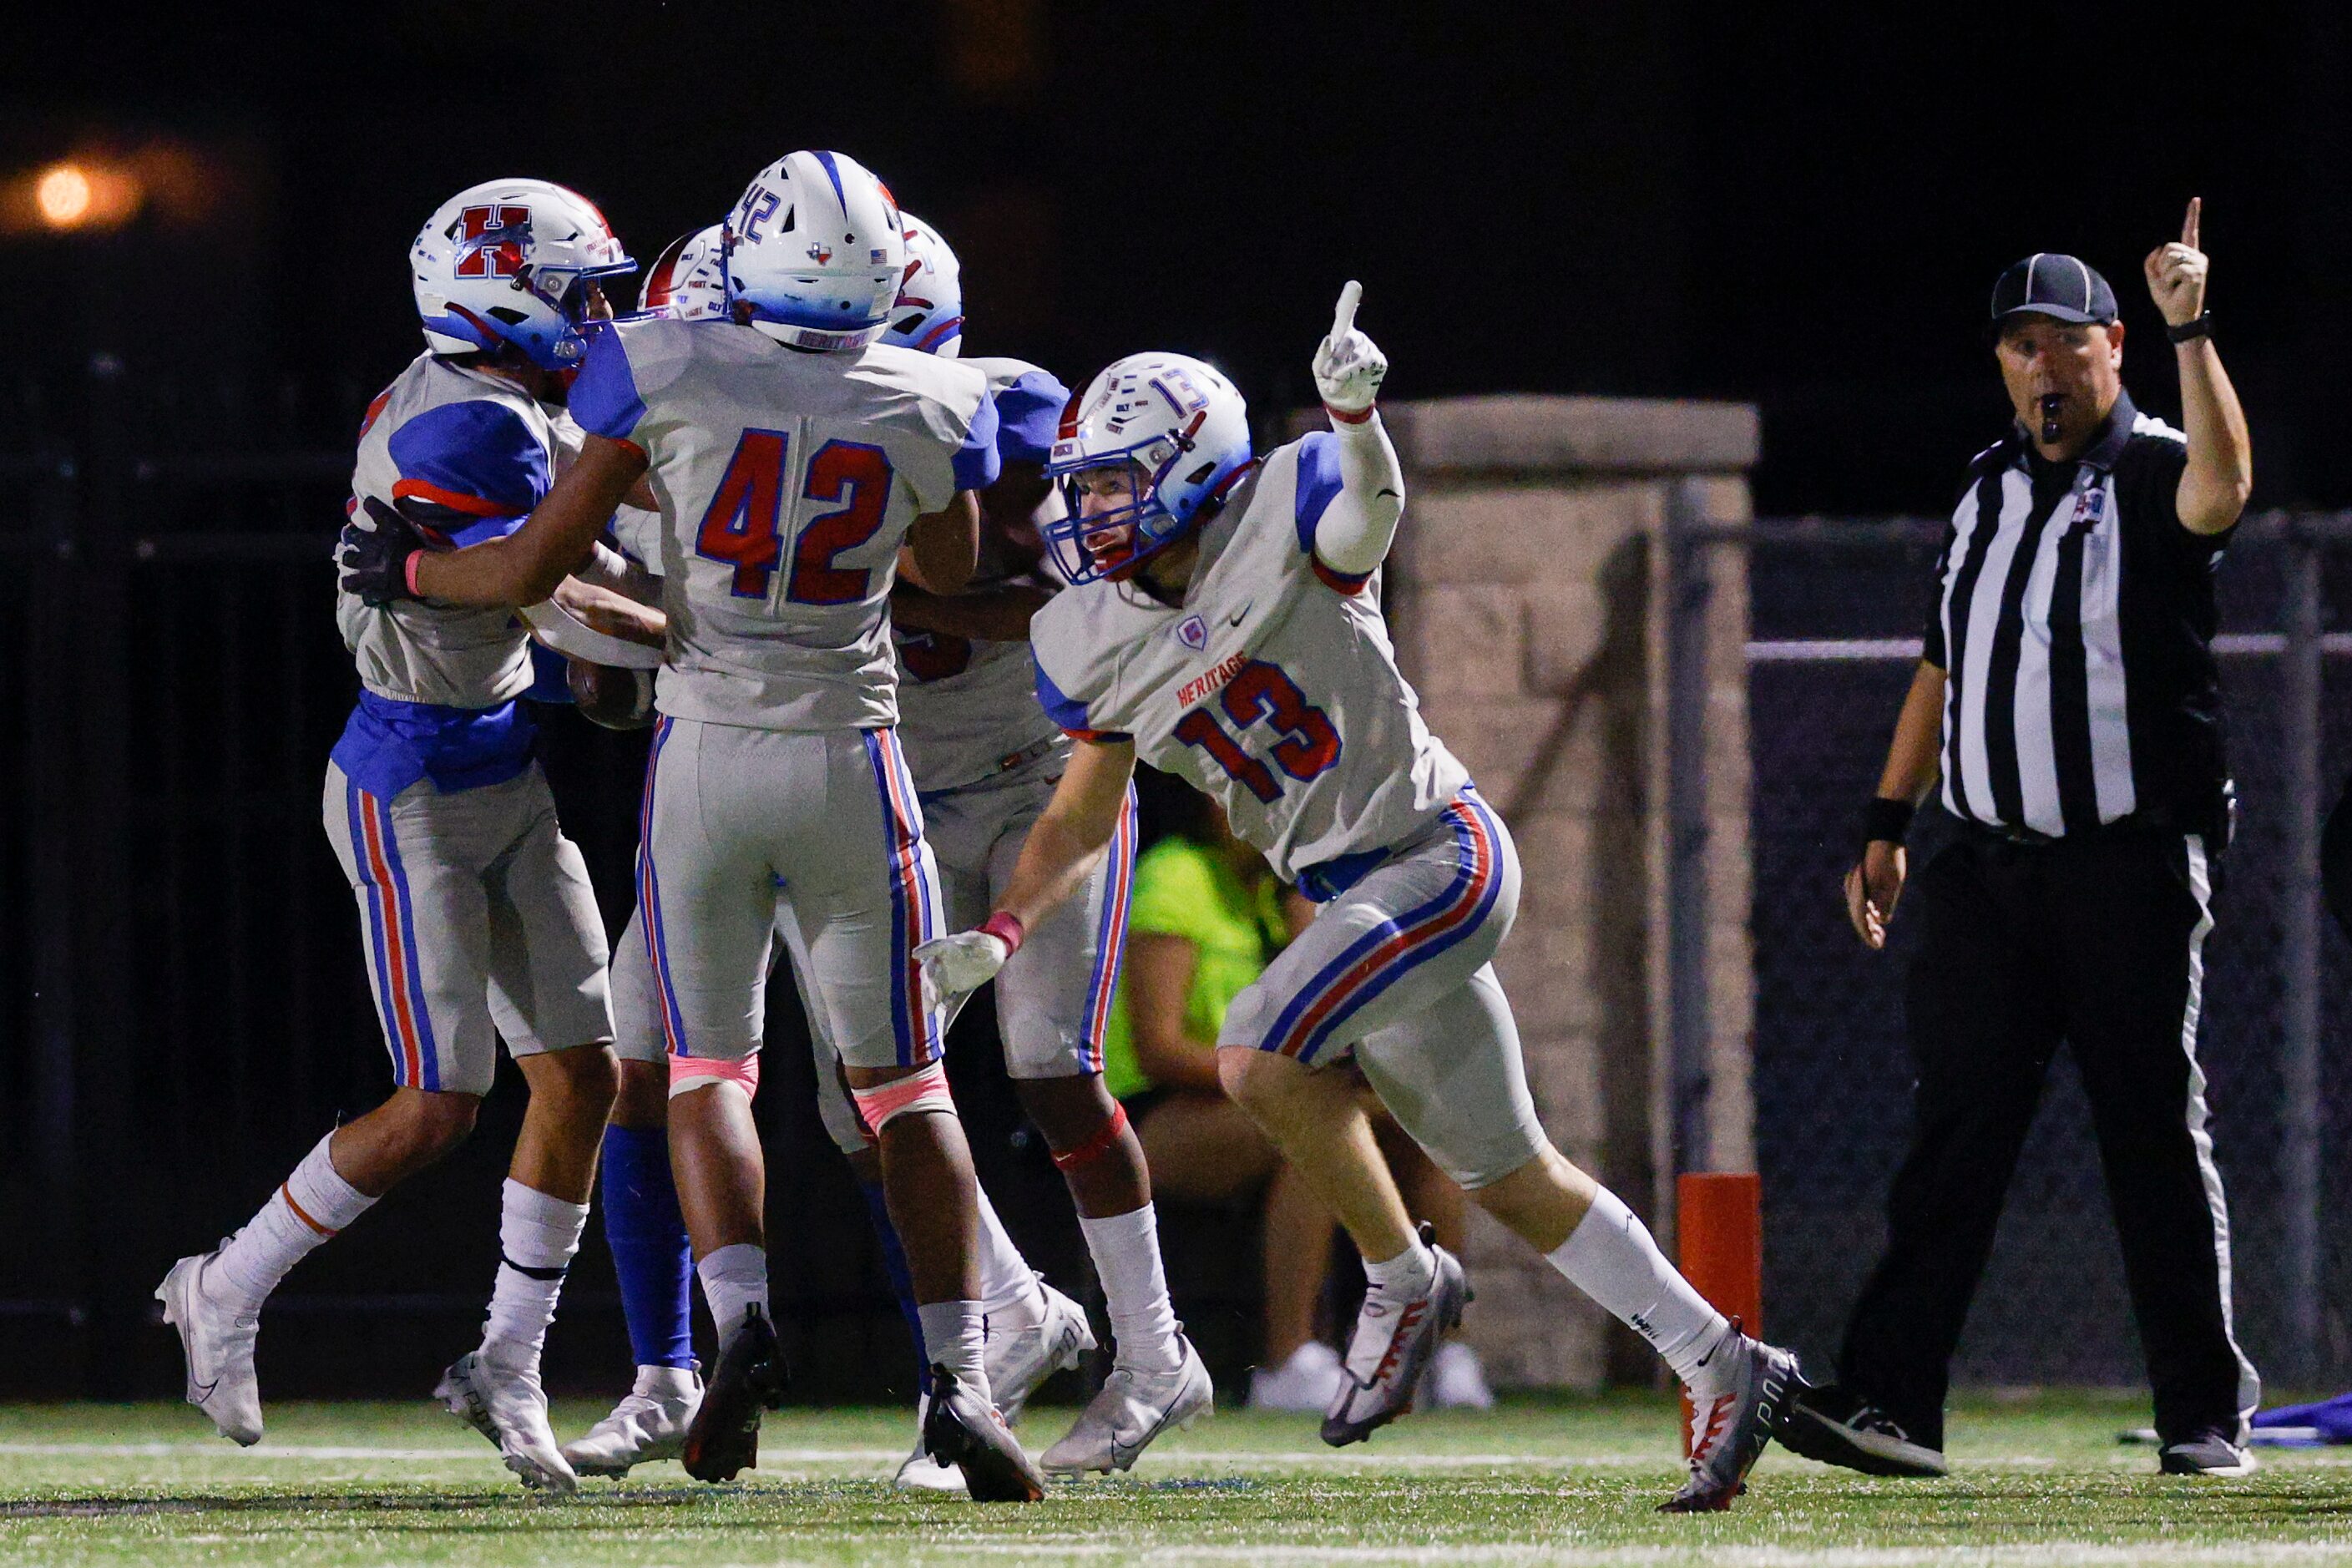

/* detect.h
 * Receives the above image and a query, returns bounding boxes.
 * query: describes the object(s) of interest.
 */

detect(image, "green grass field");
[3,1392,2349,1565]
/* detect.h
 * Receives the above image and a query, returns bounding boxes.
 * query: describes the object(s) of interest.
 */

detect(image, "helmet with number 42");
[411,178,635,371]
[1040,352,1254,584]
[722,150,906,352]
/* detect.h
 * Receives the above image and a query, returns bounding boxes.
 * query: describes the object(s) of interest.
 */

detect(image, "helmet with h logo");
[411,178,635,371]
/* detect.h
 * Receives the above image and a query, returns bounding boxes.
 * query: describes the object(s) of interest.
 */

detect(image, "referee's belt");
[1955,805,2198,848]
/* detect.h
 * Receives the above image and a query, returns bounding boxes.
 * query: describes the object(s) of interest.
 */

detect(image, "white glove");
[1312,280,1388,417]
[913,928,1011,1025]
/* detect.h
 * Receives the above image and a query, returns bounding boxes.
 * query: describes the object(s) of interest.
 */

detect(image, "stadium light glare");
[25,159,144,233]
[36,164,92,227]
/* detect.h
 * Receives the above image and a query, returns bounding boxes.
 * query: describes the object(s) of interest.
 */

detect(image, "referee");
[1781,202,2258,1479]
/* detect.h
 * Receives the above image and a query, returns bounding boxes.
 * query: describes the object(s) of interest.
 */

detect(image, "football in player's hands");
[913,928,1011,1019]
[341,497,426,606]
[569,660,655,730]
[1313,279,1388,417]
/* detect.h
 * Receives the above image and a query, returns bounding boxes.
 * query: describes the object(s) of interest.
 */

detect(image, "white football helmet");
[412,178,635,371]
[721,150,904,351]
[639,224,726,321]
[883,213,963,357]
[1040,353,1254,584]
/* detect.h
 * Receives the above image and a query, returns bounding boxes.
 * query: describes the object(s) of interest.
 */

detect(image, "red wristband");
[1324,401,1376,426]
[403,550,426,597]
[978,910,1025,955]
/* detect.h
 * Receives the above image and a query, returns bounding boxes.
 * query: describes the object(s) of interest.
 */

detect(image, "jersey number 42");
[695,427,894,605]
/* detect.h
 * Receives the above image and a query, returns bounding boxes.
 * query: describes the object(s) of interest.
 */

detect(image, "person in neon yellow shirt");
[1102,796,1490,1412]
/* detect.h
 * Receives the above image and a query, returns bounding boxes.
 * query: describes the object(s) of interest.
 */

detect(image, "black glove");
[341,497,427,606]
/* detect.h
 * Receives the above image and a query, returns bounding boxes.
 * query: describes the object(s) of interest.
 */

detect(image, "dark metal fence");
[1679,513,2352,1396]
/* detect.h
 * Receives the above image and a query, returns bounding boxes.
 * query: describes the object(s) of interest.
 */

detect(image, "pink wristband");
[979,910,1025,955]
[404,550,426,597]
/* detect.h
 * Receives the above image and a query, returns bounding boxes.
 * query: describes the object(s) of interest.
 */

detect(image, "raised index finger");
[2183,196,2202,250]
[1332,279,1362,340]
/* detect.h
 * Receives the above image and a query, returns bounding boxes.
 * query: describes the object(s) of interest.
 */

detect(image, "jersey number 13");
[1172,660,1342,803]
[695,427,894,606]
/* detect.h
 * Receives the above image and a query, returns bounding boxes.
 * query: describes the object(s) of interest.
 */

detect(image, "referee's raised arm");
[2145,198,2252,534]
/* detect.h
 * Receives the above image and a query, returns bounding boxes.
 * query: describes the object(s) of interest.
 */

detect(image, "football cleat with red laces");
[1660,1328,1803,1513]
[1321,1225,1469,1447]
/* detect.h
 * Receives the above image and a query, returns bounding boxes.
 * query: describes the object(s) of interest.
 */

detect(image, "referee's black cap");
[1990,253,2118,326]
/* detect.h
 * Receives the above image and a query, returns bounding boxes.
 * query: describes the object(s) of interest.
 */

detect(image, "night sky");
[6,2,2344,512]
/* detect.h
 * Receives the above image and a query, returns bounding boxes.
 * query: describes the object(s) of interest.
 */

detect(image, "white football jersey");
[337,353,560,707]
[893,356,1071,791]
[1030,433,1469,883]
[569,316,999,731]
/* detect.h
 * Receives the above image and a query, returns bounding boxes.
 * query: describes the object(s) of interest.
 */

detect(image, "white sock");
[483,1179,589,1357]
[1361,1234,1437,1298]
[696,1243,770,1355]
[210,1134,376,1310]
[1078,1204,1182,1373]
[918,1299,989,1403]
[1545,1188,1730,1384]
[974,1186,1043,1326]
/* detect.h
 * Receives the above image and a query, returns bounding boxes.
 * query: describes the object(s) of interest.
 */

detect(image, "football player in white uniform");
[159,180,637,1494]
[916,286,1803,1512]
[342,152,1047,1501]
[878,215,1208,1479]
[558,222,1093,1489]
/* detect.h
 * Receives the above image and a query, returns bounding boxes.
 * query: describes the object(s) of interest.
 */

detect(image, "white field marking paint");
[1745,633,2352,663]
[0,1442,486,1460]
[698,1545,2352,1567]
[0,1440,1671,1470]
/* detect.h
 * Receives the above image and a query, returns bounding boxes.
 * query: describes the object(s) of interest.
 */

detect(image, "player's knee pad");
[1048,1098,1131,1172]
[668,1052,761,1100]
[851,1059,956,1132]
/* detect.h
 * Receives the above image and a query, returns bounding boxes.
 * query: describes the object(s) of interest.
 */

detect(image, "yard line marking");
[688,1543,2352,1566]
[0,1441,1669,1469]
[0,1442,487,1460]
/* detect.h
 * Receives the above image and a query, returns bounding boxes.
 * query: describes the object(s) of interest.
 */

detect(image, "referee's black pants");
[1836,826,2258,1449]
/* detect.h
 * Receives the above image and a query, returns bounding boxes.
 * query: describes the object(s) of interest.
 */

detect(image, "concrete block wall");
[1300,396,1758,1388]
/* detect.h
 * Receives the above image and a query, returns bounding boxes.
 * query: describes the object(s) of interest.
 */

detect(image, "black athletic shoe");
[923,1364,1047,1502]
[1775,1382,1948,1478]
[681,1306,790,1483]
[2159,1429,2257,1476]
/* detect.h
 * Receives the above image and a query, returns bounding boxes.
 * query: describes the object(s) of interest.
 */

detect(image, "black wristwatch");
[2166,312,2214,345]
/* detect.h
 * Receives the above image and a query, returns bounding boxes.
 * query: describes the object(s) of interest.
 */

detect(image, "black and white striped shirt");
[1925,391,2233,840]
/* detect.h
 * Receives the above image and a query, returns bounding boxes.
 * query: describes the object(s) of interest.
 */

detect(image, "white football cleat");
[155,1248,264,1447]
[922,1365,1047,1502]
[561,1364,703,1477]
[1247,1341,1346,1413]
[435,1341,579,1495]
[893,1394,969,1493]
[988,1279,1097,1423]
[1322,1231,1469,1446]
[1040,1334,1212,1474]
[1661,1328,1800,1513]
